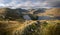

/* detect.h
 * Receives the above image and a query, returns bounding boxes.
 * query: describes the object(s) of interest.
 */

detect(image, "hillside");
[0,8,60,35]
[0,8,60,20]
[45,8,60,16]
[0,8,46,20]
[0,8,28,20]
[0,20,60,35]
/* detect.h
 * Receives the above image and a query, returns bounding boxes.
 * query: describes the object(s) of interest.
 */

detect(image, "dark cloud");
[45,0,60,7]
[0,0,60,9]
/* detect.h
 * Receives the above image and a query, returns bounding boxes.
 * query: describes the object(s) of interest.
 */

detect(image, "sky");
[0,0,60,9]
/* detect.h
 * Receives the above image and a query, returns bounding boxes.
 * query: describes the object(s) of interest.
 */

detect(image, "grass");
[22,21,41,35]
[0,20,60,35]
[40,20,60,35]
[0,21,24,35]
[22,20,60,35]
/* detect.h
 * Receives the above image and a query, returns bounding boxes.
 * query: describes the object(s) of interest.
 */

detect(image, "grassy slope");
[23,20,60,35]
[45,8,60,16]
[40,20,60,35]
[0,20,60,35]
[0,21,24,35]
[37,8,60,16]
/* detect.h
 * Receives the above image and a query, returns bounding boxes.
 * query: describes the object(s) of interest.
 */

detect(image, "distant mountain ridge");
[0,8,60,20]
[0,8,29,20]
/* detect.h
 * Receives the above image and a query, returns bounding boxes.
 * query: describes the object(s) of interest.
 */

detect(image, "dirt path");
[12,20,37,35]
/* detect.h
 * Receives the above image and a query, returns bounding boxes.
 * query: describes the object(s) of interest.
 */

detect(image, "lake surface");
[38,16,60,20]
[23,15,60,20]
[23,15,31,20]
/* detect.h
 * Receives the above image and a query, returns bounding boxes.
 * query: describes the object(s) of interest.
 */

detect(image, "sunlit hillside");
[0,20,60,35]
[0,8,60,35]
[22,20,60,35]
[45,8,60,16]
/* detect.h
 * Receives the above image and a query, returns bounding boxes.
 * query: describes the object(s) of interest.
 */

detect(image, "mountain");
[45,8,60,16]
[15,8,29,14]
[27,8,46,14]
[33,8,46,14]
[0,8,28,20]
[0,8,60,20]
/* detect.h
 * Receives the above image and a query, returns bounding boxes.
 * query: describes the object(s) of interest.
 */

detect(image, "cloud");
[0,0,60,9]
[44,0,60,7]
